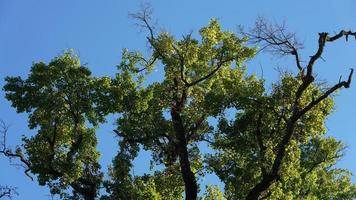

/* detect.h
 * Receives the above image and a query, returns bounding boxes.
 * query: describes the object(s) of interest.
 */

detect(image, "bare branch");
[244,17,303,55]
[130,3,176,77]
[0,186,18,199]
[129,3,156,40]
[306,31,356,78]
[243,17,304,72]
[0,119,33,181]
[245,19,355,200]
[0,119,9,150]
[298,68,353,118]
[327,30,356,42]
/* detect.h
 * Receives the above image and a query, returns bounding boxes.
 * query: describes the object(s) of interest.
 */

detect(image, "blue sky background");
[1,0,356,199]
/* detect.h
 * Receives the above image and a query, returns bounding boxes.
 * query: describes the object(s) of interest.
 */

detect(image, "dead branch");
[129,2,156,40]
[243,17,304,71]
[245,18,355,200]
[0,186,17,199]
[0,119,33,180]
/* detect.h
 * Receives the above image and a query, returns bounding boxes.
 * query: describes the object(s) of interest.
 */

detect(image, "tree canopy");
[2,16,356,200]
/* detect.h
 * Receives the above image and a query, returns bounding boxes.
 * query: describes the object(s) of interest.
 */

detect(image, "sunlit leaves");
[3,18,355,200]
[4,51,104,198]
[107,19,257,199]
[207,72,356,199]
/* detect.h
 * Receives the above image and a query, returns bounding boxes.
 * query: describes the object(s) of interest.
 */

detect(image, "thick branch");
[187,51,230,87]
[305,30,356,78]
[245,20,355,200]
[298,68,353,119]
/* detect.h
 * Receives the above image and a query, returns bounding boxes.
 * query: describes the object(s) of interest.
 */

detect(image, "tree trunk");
[71,182,97,200]
[83,191,96,200]
[245,175,274,200]
[171,109,198,200]
[246,121,296,200]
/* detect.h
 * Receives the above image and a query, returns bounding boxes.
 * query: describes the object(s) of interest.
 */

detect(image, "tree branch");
[0,186,17,199]
[297,68,353,119]
[129,4,155,40]
[187,50,230,87]
[255,113,268,176]
[0,119,33,181]
[243,17,304,73]
[245,19,355,200]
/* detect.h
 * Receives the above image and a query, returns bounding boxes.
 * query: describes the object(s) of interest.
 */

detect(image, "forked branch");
[0,119,33,180]
[243,17,304,71]
[245,18,355,200]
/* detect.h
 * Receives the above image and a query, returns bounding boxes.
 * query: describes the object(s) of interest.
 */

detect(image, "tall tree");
[2,16,356,200]
[106,9,258,199]
[3,52,111,200]
[208,18,356,200]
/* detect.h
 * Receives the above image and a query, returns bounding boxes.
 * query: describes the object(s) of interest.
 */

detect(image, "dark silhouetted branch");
[0,186,17,199]
[0,119,33,180]
[245,19,355,200]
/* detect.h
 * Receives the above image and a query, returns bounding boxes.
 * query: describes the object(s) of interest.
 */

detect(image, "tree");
[103,8,257,199]
[208,18,356,199]
[2,15,356,200]
[3,52,112,200]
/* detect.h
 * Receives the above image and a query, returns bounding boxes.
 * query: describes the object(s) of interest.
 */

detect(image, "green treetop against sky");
[1,1,356,200]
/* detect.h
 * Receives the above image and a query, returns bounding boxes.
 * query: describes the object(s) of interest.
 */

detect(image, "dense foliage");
[2,18,356,200]
[208,74,356,199]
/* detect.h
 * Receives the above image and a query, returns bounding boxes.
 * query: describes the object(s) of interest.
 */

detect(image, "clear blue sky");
[1,0,356,199]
